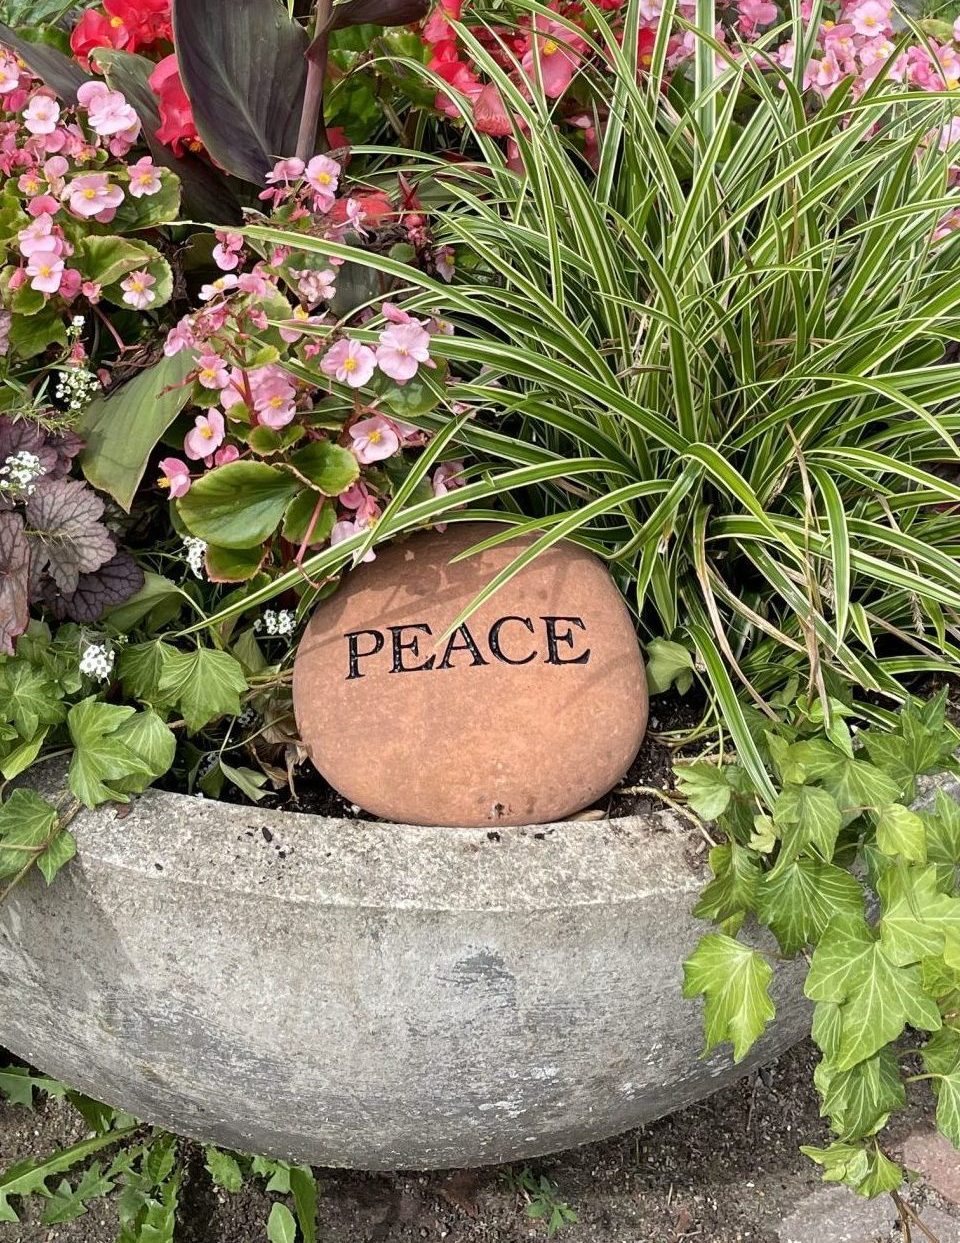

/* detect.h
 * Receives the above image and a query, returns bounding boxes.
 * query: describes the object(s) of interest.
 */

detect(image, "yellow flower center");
[82,187,96,199]
[200,368,216,382]
[863,14,876,26]
[343,357,357,372]
[542,38,559,54]
[109,15,124,27]
[38,263,51,277]
[158,477,171,489]
[200,425,214,439]
[317,172,332,185]
[369,429,382,443]
[268,396,283,408]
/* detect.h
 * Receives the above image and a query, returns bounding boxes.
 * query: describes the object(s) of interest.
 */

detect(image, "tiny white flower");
[79,642,115,682]
[182,535,207,579]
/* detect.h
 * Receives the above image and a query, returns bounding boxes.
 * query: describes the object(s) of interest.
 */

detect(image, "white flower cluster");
[54,365,101,414]
[182,535,207,578]
[0,450,43,497]
[79,642,114,682]
[254,608,296,638]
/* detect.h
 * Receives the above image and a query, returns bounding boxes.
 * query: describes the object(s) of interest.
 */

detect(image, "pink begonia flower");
[279,305,326,344]
[304,154,340,211]
[848,0,890,38]
[77,80,140,137]
[18,170,44,197]
[342,197,368,236]
[23,94,60,136]
[60,268,82,301]
[375,321,434,384]
[340,480,381,524]
[184,410,225,460]
[435,246,455,282]
[26,250,64,294]
[27,194,60,217]
[737,0,777,33]
[433,460,465,498]
[238,268,271,297]
[251,365,298,428]
[321,338,376,388]
[473,82,512,136]
[214,444,240,467]
[120,269,156,309]
[65,173,124,220]
[199,273,239,301]
[0,56,21,94]
[18,213,55,257]
[349,415,400,464]
[81,280,101,303]
[212,231,243,271]
[381,301,413,325]
[164,317,196,356]
[521,18,588,98]
[158,457,191,498]
[196,352,230,389]
[266,157,305,184]
[331,516,376,561]
[128,156,162,197]
[293,267,336,304]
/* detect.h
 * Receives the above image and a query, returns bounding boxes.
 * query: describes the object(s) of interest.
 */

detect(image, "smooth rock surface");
[0,762,809,1171]
[293,523,648,827]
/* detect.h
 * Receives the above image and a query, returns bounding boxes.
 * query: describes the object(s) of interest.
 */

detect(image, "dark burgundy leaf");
[326,0,429,32]
[0,24,90,102]
[171,0,308,185]
[0,416,84,481]
[41,552,144,623]
[25,477,115,597]
[0,511,29,656]
[92,48,242,223]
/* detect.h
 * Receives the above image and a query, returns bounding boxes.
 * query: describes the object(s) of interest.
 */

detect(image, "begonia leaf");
[290,442,359,496]
[0,511,29,656]
[177,461,300,548]
[24,478,115,597]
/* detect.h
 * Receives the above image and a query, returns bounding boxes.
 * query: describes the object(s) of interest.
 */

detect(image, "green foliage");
[504,1168,578,1237]
[682,690,960,1196]
[67,698,175,807]
[204,1147,244,1193]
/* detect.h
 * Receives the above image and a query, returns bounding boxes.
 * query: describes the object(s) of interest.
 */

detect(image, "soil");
[1,1039,955,1243]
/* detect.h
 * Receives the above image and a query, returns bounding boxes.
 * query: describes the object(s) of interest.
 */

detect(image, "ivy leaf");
[24,477,115,596]
[799,1141,901,1197]
[157,646,248,732]
[0,658,65,737]
[645,638,695,695]
[874,804,927,863]
[0,510,29,656]
[821,758,900,817]
[109,710,176,794]
[0,789,59,880]
[805,915,941,1071]
[118,640,170,705]
[756,860,863,956]
[682,933,775,1062]
[37,828,76,885]
[67,698,155,807]
[267,1202,297,1243]
[203,1148,244,1194]
[814,1048,905,1141]
[879,865,960,965]
[693,843,760,922]
[675,762,734,820]
[925,790,960,889]
[773,783,843,868]
[922,1028,960,1148]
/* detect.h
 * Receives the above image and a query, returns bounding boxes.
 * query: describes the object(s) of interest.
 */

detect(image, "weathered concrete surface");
[0,766,810,1170]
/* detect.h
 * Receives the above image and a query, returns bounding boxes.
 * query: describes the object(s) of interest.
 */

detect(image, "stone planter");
[0,765,810,1170]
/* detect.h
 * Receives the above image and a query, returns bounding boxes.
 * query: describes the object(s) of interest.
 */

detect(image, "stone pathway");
[1,1040,958,1243]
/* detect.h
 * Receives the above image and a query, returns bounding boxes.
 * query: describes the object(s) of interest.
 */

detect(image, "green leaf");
[823,760,900,817]
[290,442,360,497]
[267,1201,297,1243]
[756,860,863,957]
[290,1166,318,1243]
[874,804,927,864]
[879,865,960,965]
[645,638,695,695]
[157,646,248,732]
[106,573,185,633]
[814,1048,905,1141]
[252,1157,292,1194]
[805,915,941,1072]
[41,1163,116,1225]
[693,843,760,922]
[75,235,172,307]
[37,829,76,886]
[204,543,267,584]
[922,1028,960,1148]
[80,352,195,512]
[0,659,65,738]
[682,933,775,1062]
[0,789,59,880]
[675,761,734,820]
[109,711,176,794]
[67,698,154,808]
[800,1140,902,1197]
[118,641,171,706]
[0,1125,137,1223]
[0,1067,63,1109]
[204,1148,244,1194]
[0,728,50,782]
[218,761,269,803]
[282,493,336,546]
[925,791,960,888]
[773,783,843,865]
[177,462,300,549]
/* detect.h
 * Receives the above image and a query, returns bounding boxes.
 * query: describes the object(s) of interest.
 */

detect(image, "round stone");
[292,522,648,826]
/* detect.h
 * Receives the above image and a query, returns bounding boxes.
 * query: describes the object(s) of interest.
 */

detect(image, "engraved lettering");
[542,616,591,665]
[345,628,385,680]
[437,623,489,670]
[488,615,536,665]
[389,623,437,673]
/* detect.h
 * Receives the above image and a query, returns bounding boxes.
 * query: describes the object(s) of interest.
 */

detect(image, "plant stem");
[295,0,333,160]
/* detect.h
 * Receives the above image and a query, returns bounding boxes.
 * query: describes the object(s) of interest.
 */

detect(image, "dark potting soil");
[217,687,706,824]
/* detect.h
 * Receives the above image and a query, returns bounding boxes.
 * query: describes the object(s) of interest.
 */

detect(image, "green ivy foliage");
[682,688,960,1196]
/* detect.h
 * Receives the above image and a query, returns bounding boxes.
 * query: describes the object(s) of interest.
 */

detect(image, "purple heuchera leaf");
[0,416,85,480]
[0,510,29,656]
[37,552,144,623]
[25,477,116,597]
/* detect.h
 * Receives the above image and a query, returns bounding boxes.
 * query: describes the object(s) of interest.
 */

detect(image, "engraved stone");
[292,523,648,825]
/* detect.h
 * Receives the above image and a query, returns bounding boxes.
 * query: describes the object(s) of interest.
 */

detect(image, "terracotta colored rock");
[293,523,648,826]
